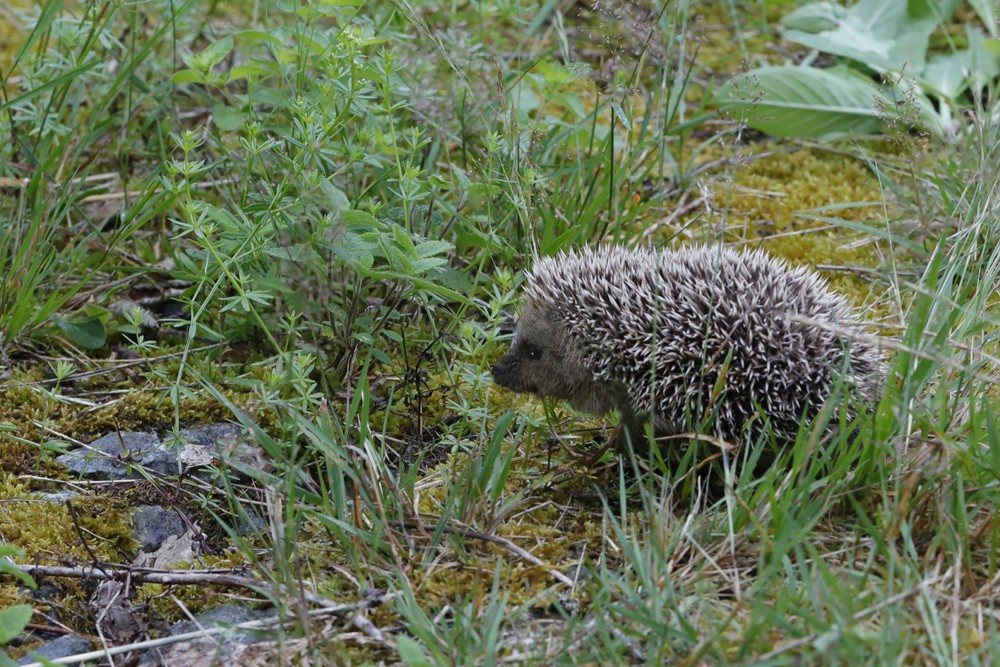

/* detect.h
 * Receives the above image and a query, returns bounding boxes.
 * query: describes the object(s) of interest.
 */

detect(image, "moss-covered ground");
[2,0,1000,664]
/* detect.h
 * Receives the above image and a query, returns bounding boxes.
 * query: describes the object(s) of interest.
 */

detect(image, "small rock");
[173,424,270,476]
[133,532,196,569]
[131,505,186,552]
[56,426,270,482]
[56,432,178,480]
[139,604,269,667]
[16,635,91,665]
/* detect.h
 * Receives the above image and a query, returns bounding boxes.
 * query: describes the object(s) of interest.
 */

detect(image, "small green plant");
[0,544,35,667]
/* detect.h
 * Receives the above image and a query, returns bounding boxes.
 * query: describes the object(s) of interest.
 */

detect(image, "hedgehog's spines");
[493,244,883,445]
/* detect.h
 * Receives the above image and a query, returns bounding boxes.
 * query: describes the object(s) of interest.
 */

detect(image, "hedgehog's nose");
[491,358,513,389]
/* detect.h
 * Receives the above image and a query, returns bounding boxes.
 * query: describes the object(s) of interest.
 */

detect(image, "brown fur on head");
[491,295,629,418]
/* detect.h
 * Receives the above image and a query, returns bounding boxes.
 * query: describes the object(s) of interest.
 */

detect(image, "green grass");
[2,0,1000,664]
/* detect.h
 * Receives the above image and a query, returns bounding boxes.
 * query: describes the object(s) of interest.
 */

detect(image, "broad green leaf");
[330,231,376,272]
[229,63,275,81]
[908,0,963,29]
[395,635,433,667]
[391,226,415,255]
[235,30,287,45]
[212,104,246,131]
[172,69,207,84]
[781,2,843,32]
[250,88,290,109]
[921,29,1000,101]
[314,0,364,6]
[922,51,969,100]
[54,316,107,349]
[720,66,884,137]
[969,29,1000,87]
[510,80,540,120]
[0,605,32,644]
[782,0,959,73]
[198,36,234,70]
[968,0,998,37]
[0,547,34,588]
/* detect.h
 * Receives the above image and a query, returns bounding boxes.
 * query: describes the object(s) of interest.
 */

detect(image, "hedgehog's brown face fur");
[491,296,627,417]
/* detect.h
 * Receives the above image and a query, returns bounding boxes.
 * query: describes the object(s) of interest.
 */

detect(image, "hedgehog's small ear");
[541,305,560,322]
[521,297,557,323]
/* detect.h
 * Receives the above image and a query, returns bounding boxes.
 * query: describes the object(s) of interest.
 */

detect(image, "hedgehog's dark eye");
[523,343,543,360]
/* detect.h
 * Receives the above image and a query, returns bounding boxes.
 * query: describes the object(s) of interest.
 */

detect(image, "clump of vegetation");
[1,0,1000,664]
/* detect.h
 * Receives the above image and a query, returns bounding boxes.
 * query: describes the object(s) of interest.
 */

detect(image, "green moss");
[0,473,136,558]
[664,142,896,306]
[0,472,138,627]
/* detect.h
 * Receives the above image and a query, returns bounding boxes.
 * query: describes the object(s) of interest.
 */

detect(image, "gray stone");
[56,425,268,482]
[56,432,179,480]
[17,634,91,665]
[172,424,269,475]
[131,505,186,552]
[139,604,270,667]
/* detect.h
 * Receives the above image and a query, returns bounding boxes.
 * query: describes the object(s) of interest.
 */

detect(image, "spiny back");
[523,245,881,440]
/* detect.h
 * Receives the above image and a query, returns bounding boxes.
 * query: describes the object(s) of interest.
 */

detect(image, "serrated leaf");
[341,209,382,229]
[330,231,376,272]
[392,226,415,255]
[319,180,350,216]
[436,266,475,293]
[54,316,107,349]
[720,66,884,137]
[410,257,447,274]
[414,240,452,258]
[385,243,413,273]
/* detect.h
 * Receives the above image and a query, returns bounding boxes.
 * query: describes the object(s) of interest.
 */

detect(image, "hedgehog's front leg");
[611,408,653,459]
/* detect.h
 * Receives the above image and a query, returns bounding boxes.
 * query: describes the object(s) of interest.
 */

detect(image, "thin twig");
[16,595,398,667]
[390,519,574,586]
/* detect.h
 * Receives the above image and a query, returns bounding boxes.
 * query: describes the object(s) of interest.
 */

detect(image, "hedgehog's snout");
[491,348,536,395]
[490,353,518,390]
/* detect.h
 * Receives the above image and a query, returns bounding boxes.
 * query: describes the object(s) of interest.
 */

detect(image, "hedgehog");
[491,245,883,451]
